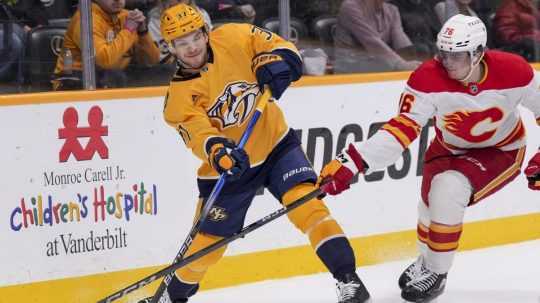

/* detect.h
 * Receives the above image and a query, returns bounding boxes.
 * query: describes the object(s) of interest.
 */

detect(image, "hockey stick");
[99,88,272,303]
[97,183,324,303]
[148,88,272,303]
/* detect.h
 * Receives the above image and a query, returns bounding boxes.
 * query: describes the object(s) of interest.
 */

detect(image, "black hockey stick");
[148,89,272,303]
[97,184,324,303]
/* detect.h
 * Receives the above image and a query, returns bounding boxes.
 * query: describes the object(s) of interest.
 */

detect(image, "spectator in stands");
[434,0,478,24]
[52,0,160,90]
[8,0,77,31]
[493,0,540,61]
[148,0,212,64]
[197,0,256,24]
[334,0,422,73]
[0,2,25,82]
[389,0,441,60]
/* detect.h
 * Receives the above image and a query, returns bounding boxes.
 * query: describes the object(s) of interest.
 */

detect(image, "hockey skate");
[398,256,425,289]
[336,272,372,303]
[401,267,447,303]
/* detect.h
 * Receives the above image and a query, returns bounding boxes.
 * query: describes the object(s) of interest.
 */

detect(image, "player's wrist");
[251,53,283,73]
[206,137,234,153]
[344,143,367,174]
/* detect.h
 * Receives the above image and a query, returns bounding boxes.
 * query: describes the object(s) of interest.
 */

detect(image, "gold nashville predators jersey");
[164,23,301,178]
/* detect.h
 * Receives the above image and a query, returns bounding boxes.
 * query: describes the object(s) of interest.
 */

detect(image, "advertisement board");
[1,78,539,301]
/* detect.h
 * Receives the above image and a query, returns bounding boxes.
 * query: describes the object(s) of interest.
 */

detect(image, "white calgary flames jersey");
[355,50,540,172]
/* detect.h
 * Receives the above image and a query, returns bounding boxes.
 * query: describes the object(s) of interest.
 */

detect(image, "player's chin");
[185,54,205,68]
[447,70,464,80]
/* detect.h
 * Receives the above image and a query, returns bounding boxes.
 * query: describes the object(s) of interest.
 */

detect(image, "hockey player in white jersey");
[319,14,540,303]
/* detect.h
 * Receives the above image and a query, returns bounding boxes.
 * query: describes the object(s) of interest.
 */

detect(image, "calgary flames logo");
[208,82,259,128]
[443,107,504,143]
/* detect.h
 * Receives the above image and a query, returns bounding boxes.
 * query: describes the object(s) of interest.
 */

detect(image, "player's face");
[172,29,209,69]
[438,50,471,80]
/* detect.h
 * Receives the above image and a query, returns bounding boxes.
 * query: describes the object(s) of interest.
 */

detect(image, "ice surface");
[192,240,540,303]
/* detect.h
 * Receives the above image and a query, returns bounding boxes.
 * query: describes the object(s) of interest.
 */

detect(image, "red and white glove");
[524,151,540,190]
[319,143,367,195]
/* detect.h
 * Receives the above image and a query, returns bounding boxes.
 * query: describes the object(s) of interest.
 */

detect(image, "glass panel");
[330,0,539,74]
[124,0,278,88]
[0,1,77,94]
[290,0,339,75]
[1,0,540,95]
[491,0,540,62]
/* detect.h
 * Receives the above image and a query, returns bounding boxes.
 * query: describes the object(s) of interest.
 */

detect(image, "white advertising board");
[1,81,538,287]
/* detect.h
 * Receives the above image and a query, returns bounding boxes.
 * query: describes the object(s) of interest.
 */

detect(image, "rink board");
[0,72,539,302]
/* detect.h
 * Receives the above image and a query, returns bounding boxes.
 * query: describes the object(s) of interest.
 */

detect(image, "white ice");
[191,239,540,303]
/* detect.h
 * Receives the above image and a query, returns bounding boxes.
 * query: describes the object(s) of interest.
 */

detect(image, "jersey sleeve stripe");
[382,124,411,148]
[381,114,421,148]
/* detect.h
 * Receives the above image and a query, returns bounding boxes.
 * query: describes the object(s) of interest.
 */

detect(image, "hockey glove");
[318,143,367,196]
[207,137,249,181]
[252,53,291,100]
[524,150,540,190]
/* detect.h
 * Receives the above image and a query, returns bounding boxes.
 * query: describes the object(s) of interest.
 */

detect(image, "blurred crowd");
[0,0,539,93]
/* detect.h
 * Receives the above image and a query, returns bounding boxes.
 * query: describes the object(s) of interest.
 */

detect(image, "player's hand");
[524,151,540,190]
[207,137,249,181]
[318,144,367,196]
[252,53,291,100]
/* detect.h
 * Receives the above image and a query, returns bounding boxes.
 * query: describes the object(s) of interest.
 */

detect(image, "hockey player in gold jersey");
[142,3,372,303]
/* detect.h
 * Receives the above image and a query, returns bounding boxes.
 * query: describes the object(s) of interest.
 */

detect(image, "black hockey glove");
[206,137,249,181]
[252,53,292,100]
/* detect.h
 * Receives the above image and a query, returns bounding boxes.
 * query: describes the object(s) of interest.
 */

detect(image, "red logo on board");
[58,106,109,162]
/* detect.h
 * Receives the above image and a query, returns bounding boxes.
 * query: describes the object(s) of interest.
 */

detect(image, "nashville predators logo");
[208,82,259,128]
[443,107,504,143]
[208,206,228,222]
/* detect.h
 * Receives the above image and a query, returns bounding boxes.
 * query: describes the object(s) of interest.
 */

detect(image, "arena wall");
[1,71,539,302]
